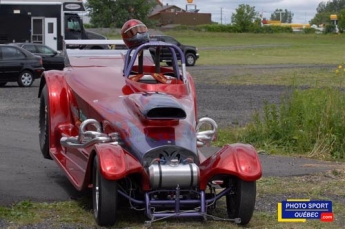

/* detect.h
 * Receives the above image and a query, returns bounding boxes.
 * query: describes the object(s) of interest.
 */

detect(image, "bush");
[83,23,94,29]
[239,87,345,159]
[171,24,294,34]
[324,24,336,34]
[303,28,317,34]
[195,24,239,33]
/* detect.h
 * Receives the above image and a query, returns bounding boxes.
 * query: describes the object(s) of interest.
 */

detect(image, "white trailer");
[0,0,105,50]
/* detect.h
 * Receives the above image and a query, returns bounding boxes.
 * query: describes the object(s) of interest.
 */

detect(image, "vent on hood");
[147,107,186,119]
[128,93,187,120]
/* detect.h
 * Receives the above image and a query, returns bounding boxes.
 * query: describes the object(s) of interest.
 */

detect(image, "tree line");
[311,0,345,32]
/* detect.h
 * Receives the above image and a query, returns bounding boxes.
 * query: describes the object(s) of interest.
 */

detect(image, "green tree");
[231,4,258,32]
[270,9,294,23]
[337,9,345,32]
[85,0,156,28]
[316,0,345,13]
[309,12,332,26]
[311,0,345,25]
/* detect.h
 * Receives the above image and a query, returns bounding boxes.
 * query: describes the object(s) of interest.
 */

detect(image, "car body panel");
[199,143,262,190]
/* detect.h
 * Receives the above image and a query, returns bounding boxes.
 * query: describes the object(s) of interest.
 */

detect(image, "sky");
[161,0,324,24]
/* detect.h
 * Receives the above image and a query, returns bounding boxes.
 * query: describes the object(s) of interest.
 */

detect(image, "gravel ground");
[0,67,289,126]
[195,83,286,127]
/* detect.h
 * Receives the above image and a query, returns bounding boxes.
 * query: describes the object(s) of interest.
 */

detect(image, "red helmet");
[121,19,149,48]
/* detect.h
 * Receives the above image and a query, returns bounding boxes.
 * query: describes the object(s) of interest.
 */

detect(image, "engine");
[148,159,199,189]
[143,145,200,189]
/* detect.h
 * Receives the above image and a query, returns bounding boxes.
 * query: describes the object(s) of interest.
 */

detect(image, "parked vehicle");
[149,35,199,66]
[0,44,44,87]
[11,43,65,70]
[0,0,106,51]
[38,38,261,227]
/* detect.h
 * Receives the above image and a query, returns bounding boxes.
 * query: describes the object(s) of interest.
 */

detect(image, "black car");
[0,44,44,87]
[10,43,65,71]
[149,35,199,66]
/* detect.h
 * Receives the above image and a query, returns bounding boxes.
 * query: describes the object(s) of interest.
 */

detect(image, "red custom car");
[38,34,262,227]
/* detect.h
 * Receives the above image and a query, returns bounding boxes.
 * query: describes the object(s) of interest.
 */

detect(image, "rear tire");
[226,178,256,225]
[17,70,34,87]
[0,82,7,87]
[39,85,52,160]
[93,156,118,227]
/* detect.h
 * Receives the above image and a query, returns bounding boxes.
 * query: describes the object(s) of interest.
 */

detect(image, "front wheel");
[185,53,196,66]
[0,82,7,87]
[226,178,256,225]
[93,156,118,227]
[17,70,34,87]
[39,85,52,160]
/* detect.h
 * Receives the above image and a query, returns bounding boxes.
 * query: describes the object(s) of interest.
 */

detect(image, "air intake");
[128,93,186,120]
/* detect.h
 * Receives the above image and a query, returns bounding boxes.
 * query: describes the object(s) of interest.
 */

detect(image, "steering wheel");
[130,73,170,84]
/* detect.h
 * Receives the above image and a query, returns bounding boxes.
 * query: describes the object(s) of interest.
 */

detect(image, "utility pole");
[220,7,223,24]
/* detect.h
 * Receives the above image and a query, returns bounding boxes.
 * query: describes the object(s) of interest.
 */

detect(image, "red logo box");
[320,212,334,222]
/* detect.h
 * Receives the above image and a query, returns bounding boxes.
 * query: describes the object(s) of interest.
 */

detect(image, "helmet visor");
[124,24,147,37]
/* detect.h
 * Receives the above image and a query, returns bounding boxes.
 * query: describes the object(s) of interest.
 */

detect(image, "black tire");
[185,53,196,66]
[166,61,173,66]
[93,156,118,227]
[39,85,52,160]
[0,82,7,87]
[226,178,256,225]
[17,70,34,87]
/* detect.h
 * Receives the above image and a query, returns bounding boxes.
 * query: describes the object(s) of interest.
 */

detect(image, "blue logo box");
[282,200,332,219]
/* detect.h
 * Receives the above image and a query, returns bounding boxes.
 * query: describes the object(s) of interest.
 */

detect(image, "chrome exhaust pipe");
[61,119,119,148]
[196,117,218,147]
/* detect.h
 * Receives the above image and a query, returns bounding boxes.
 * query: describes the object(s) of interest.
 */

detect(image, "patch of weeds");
[331,169,340,176]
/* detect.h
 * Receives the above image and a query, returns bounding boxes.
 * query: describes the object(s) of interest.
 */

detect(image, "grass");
[163,31,345,65]
[108,31,345,65]
[3,31,345,228]
[1,170,344,228]
[214,86,345,160]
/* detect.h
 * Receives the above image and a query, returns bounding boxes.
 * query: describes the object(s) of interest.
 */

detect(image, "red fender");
[41,71,75,152]
[199,143,262,190]
[94,144,150,190]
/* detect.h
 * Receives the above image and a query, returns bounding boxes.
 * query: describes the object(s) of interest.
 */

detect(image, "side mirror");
[52,51,60,56]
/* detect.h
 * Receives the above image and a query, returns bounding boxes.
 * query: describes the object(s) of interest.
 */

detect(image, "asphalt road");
[0,71,342,206]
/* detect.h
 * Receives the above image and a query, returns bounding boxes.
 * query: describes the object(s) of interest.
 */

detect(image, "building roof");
[149,4,185,17]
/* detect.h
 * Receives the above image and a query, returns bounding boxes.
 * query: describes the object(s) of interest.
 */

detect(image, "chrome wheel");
[92,156,118,226]
[18,71,34,87]
[94,167,99,215]
[185,53,196,66]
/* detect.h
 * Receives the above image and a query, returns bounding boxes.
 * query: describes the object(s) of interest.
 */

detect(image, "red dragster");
[38,38,262,227]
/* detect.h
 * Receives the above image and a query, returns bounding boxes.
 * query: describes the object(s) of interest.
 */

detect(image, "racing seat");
[129,72,182,84]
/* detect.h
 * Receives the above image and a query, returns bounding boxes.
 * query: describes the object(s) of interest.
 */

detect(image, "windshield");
[67,18,82,32]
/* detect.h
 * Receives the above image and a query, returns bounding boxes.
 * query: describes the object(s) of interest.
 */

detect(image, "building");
[149,2,211,26]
